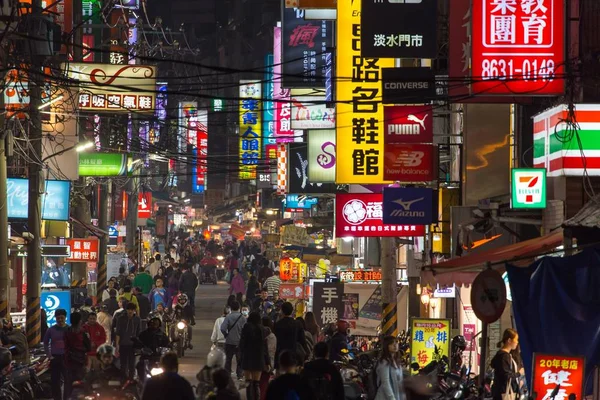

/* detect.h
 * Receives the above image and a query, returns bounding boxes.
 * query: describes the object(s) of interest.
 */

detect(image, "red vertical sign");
[532,354,584,400]
[138,192,152,219]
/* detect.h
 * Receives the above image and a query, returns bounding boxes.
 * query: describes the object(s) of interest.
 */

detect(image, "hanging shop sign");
[7,179,71,221]
[281,225,310,247]
[285,195,318,209]
[384,144,435,182]
[212,98,224,112]
[336,193,426,238]
[298,0,336,7]
[384,105,434,144]
[79,153,128,176]
[381,68,437,105]
[137,192,152,219]
[4,69,29,119]
[239,80,262,179]
[65,63,157,113]
[263,54,276,151]
[290,96,335,130]
[339,270,382,282]
[277,144,288,195]
[307,130,336,183]
[313,282,344,325]
[531,354,585,400]
[360,0,437,58]
[191,110,208,193]
[282,7,333,88]
[42,291,72,327]
[337,0,395,184]
[288,143,337,193]
[511,168,546,209]
[382,187,437,225]
[280,283,306,299]
[66,238,99,262]
[410,318,451,373]
[274,27,294,141]
[471,0,565,96]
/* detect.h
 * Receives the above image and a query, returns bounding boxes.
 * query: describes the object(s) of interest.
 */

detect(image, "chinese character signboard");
[282,8,333,88]
[384,144,435,182]
[336,193,426,238]
[471,0,565,96]
[288,143,336,194]
[42,291,71,327]
[66,239,99,262]
[410,318,451,373]
[382,187,437,225]
[239,80,262,179]
[274,27,294,141]
[384,105,433,144]
[7,179,70,221]
[511,168,546,209]
[212,98,224,112]
[290,96,335,129]
[191,110,208,193]
[65,63,157,113]
[339,270,382,282]
[532,354,584,400]
[313,282,344,326]
[280,283,306,299]
[308,130,336,182]
[79,153,128,176]
[138,192,152,219]
[263,54,276,151]
[285,195,318,209]
[360,0,437,58]
[337,0,394,184]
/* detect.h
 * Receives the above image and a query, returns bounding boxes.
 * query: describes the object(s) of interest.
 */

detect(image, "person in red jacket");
[83,312,106,371]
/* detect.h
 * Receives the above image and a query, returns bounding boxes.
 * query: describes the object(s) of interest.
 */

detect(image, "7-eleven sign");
[511,168,547,209]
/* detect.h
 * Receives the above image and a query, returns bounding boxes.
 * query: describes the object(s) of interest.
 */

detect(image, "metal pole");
[381,236,398,337]
[97,181,108,298]
[0,111,9,319]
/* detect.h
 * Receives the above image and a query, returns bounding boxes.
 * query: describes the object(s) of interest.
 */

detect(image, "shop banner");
[313,282,344,326]
[42,291,72,326]
[7,179,71,221]
[384,144,435,182]
[410,318,451,373]
[192,110,208,193]
[239,80,262,179]
[277,144,288,195]
[307,129,336,183]
[336,193,426,238]
[360,0,437,58]
[384,105,433,144]
[263,54,276,151]
[66,238,99,262]
[290,96,335,129]
[282,7,333,88]
[339,270,382,282]
[288,143,336,193]
[336,0,394,184]
[280,283,306,299]
[274,27,294,141]
[138,192,152,219]
[382,187,437,225]
[281,225,310,247]
[532,354,584,400]
[381,67,437,105]
[285,195,318,209]
[79,153,128,176]
[511,168,546,209]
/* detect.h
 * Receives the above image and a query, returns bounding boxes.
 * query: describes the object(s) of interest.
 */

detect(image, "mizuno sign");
[382,187,436,225]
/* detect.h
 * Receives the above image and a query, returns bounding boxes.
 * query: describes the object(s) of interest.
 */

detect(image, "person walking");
[83,312,106,371]
[64,312,91,399]
[101,279,117,302]
[133,267,154,295]
[220,301,246,381]
[120,286,140,315]
[296,317,314,363]
[273,302,306,368]
[300,342,345,400]
[239,312,265,400]
[96,305,112,345]
[149,278,169,311]
[115,303,141,380]
[212,306,231,349]
[141,352,195,400]
[491,329,520,400]
[134,286,152,329]
[265,350,313,400]
[102,289,119,315]
[260,317,276,400]
[263,271,281,298]
[148,255,162,278]
[229,268,245,298]
[179,264,199,310]
[374,335,405,400]
[304,312,320,343]
[246,275,261,305]
[43,309,69,400]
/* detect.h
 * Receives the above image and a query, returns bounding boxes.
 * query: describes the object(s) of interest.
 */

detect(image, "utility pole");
[380,237,398,337]
[97,180,109,297]
[126,173,139,266]
[26,0,44,347]
[0,96,9,319]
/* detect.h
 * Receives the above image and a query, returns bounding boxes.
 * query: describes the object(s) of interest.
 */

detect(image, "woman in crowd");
[239,312,265,400]
[304,312,320,343]
[374,335,404,400]
[260,317,276,400]
[491,329,520,400]
[295,317,314,363]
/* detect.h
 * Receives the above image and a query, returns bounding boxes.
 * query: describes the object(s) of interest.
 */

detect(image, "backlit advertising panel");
[531,354,584,400]
[239,80,262,179]
[274,27,294,141]
[384,105,433,144]
[308,129,336,182]
[384,144,435,182]
[336,193,426,238]
[263,54,276,151]
[336,0,395,184]
[382,187,437,225]
[471,0,565,95]
[7,179,71,221]
[290,96,335,130]
[192,110,208,193]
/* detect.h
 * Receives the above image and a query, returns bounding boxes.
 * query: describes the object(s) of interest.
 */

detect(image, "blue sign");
[382,187,436,225]
[108,225,118,238]
[7,179,71,221]
[285,195,318,209]
[41,290,71,327]
[263,54,276,152]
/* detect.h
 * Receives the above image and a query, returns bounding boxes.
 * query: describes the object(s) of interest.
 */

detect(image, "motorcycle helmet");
[96,344,116,360]
[148,314,162,328]
[0,347,11,370]
[177,293,189,306]
[451,335,467,352]
[206,346,226,369]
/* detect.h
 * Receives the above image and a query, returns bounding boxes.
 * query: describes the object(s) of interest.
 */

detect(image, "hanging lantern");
[279,257,293,281]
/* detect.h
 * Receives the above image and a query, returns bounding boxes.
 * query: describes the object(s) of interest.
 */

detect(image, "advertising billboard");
[336,0,394,184]
[66,238,100,262]
[382,187,437,225]
[239,80,262,179]
[42,291,72,326]
[511,168,546,209]
[360,0,437,58]
[290,96,335,130]
[288,143,336,193]
[307,129,336,182]
[285,195,318,209]
[138,192,152,219]
[65,63,157,112]
[79,153,128,176]
[384,144,435,182]
[192,110,208,193]
[7,179,70,221]
[281,8,333,88]
[531,353,584,400]
[471,0,565,95]
[336,193,426,238]
[410,318,451,373]
[277,144,288,195]
[381,67,437,104]
[263,54,276,150]
[384,105,433,144]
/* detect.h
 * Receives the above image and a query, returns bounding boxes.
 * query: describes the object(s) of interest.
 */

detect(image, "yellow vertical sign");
[239,80,262,180]
[410,318,451,374]
[336,0,394,184]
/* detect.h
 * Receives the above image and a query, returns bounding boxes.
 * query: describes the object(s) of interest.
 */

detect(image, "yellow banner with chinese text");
[239,81,262,179]
[336,0,394,184]
[410,318,451,374]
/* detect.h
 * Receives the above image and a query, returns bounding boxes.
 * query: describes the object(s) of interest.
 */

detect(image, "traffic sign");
[470,269,507,324]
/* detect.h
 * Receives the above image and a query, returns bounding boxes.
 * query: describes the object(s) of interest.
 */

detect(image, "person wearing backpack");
[374,336,405,400]
[265,350,314,400]
[300,342,345,400]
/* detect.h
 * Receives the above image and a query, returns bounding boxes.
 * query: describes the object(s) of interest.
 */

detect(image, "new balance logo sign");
[391,197,425,217]
[392,151,424,167]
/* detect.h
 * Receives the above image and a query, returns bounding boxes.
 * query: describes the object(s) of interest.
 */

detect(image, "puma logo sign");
[407,114,428,131]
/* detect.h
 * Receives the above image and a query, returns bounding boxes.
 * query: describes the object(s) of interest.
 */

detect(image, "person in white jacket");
[211,306,231,349]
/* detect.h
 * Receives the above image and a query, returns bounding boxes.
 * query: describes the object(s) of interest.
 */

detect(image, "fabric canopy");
[507,247,600,394]
[421,230,563,286]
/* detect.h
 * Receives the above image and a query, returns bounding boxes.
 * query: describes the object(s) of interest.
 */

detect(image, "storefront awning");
[421,229,564,287]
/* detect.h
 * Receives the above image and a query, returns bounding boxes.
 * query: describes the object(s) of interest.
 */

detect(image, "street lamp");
[41,141,93,163]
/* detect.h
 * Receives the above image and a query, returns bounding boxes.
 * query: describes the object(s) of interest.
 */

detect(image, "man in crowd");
[149,278,168,311]
[300,342,345,400]
[274,302,306,368]
[133,267,154,295]
[115,303,141,380]
[134,286,151,326]
[83,312,106,371]
[141,352,195,400]
[265,350,313,400]
[43,309,69,400]
[179,264,199,310]
[220,301,246,380]
[263,271,281,298]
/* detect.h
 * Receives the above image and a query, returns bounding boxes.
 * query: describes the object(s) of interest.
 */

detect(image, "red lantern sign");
[279,257,293,281]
